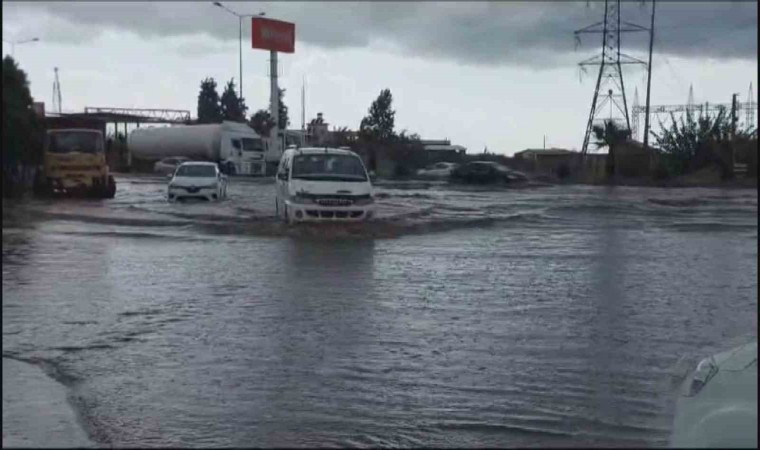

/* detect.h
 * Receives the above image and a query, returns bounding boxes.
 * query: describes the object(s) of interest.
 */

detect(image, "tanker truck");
[128,121,267,176]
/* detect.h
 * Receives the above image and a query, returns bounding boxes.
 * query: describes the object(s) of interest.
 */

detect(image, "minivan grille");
[315,198,353,207]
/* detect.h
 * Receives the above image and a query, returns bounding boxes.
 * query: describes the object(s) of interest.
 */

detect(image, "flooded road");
[3,175,757,447]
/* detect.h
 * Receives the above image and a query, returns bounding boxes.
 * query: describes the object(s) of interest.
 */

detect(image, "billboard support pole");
[270,50,279,158]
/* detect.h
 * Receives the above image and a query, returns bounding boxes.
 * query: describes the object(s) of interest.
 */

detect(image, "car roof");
[177,161,217,167]
[286,147,358,157]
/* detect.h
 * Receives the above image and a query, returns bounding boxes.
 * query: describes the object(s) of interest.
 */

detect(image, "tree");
[359,88,395,142]
[651,108,756,177]
[220,79,247,122]
[331,126,355,148]
[3,56,42,196]
[278,88,289,130]
[249,109,275,137]
[197,77,223,124]
[592,120,631,177]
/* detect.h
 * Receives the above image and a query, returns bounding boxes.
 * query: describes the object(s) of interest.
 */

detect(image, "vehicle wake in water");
[3,175,757,447]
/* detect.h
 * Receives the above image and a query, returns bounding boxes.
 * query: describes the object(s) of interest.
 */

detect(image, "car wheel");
[282,204,290,224]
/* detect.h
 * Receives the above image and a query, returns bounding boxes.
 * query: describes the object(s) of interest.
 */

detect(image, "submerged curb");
[2,357,94,448]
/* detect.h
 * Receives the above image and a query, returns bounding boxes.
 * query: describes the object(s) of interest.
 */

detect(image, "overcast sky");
[3,1,757,154]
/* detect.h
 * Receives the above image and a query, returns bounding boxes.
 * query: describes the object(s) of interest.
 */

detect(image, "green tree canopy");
[197,77,223,124]
[592,119,631,177]
[651,108,756,177]
[359,88,395,142]
[3,56,41,168]
[249,109,275,137]
[220,79,247,123]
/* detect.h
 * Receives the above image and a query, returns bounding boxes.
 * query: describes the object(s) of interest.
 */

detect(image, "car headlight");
[353,194,375,205]
[291,193,313,204]
[683,356,719,397]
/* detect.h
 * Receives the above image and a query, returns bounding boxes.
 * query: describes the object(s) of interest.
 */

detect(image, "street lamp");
[212,2,265,102]
[2,37,40,58]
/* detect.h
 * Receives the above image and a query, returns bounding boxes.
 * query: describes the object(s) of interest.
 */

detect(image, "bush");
[556,163,571,179]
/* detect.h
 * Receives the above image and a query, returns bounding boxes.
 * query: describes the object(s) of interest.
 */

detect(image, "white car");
[416,162,459,179]
[670,340,757,448]
[154,157,191,175]
[275,147,376,223]
[167,162,227,202]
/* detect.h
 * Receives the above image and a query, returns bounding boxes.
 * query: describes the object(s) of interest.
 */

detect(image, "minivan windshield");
[175,165,216,177]
[291,154,367,181]
[47,131,103,154]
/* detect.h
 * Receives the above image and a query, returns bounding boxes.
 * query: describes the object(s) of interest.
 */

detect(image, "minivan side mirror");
[166,173,173,179]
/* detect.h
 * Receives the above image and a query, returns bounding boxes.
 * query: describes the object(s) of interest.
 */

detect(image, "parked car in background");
[275,147,376,224]
[167,161,227,202]
[450,161,529,184]
[669,340,757,448]
[154,157,191,175]
[416,162,459,179]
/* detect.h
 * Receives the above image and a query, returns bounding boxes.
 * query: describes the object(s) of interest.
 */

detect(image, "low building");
[420,139,467,163]
[513,148,576,175]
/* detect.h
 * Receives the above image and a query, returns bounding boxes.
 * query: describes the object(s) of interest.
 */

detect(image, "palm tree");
[593,120,631,178]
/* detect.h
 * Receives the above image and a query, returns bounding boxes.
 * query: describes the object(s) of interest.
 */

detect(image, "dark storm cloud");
[3,1,757,67]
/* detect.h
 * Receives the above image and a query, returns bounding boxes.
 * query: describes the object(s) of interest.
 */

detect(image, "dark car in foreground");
[450,161,527,184]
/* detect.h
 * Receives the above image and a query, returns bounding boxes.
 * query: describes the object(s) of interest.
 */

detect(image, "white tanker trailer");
[128,121,269,176]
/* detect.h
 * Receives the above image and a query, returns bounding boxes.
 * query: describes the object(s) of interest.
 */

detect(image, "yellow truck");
[34,117,116,198]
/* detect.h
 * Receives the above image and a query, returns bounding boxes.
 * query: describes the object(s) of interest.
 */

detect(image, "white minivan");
[275,147,376,223]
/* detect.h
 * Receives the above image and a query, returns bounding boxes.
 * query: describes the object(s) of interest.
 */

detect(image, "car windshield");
[242,138,265,152]
[47,131,103,154]
[291,154,367,181]
[175,165,216,177]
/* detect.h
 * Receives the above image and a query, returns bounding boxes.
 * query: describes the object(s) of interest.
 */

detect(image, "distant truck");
[34,116,116,198]
[128,121,268,176]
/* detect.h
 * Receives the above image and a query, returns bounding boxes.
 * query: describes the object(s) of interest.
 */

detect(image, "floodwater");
[2,175,757,447]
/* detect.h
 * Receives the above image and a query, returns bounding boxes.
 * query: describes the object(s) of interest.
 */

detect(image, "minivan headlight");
[353,194,375,205]
[292,193,313,204]
[682,356,719,397]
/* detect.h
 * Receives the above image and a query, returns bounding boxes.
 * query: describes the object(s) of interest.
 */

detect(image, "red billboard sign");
[252,17,295,53]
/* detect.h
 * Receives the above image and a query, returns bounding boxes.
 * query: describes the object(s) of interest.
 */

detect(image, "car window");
[175,165,216,177]
[231,139,241,150]
[291,154,367,181]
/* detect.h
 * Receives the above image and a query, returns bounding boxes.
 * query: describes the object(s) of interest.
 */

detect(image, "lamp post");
[212,2,265,102]
[2,37,40,58]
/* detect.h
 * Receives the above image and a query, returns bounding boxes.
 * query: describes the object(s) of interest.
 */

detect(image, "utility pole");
[643,0,656,151]
[746,83,755,128]
[52,67,62,114]
[270,51,280,152]
[730,94,737,137]
[2,37,39,58]
[632,87,640,139]
[301,76,306,132]
[212,2,265,102]
[575,0,648,154]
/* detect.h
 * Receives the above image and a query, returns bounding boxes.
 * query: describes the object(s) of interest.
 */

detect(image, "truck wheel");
[103,175,116,199]
[33,173,48,197]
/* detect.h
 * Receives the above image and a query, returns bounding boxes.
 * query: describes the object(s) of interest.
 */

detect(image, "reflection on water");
[2,176,757,447]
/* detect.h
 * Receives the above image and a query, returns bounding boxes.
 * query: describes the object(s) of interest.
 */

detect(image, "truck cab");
[221,134,267,176]
[275,147,376,224]
[35,128,116,198]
